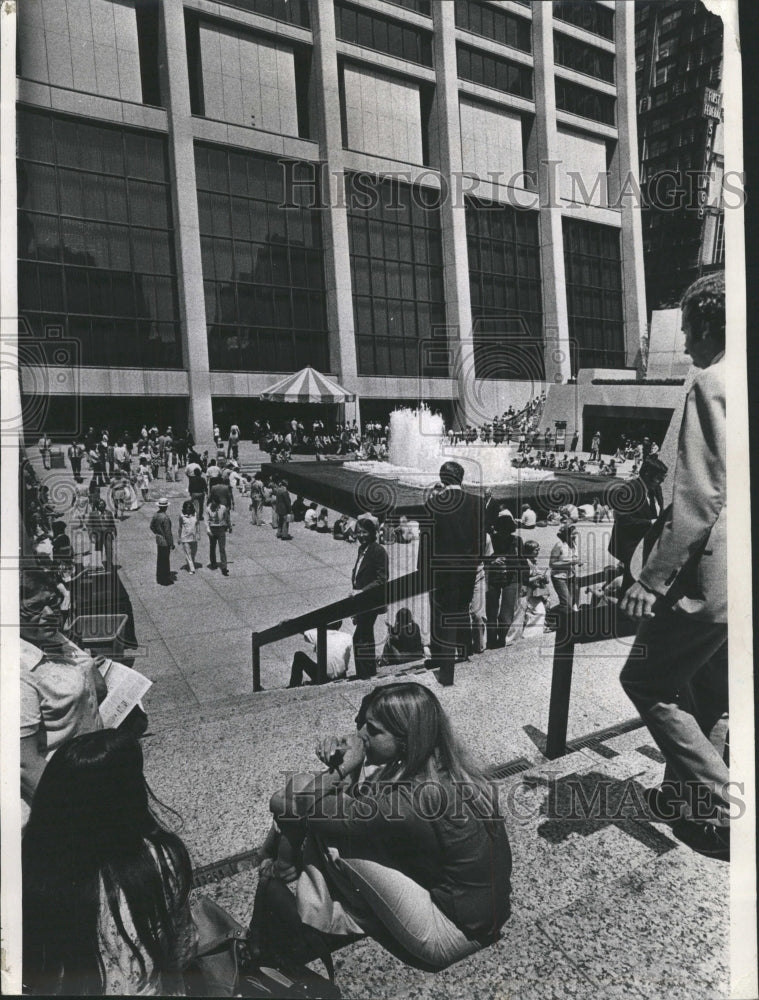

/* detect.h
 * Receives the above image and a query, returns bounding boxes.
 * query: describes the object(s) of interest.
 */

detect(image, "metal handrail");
[251,569,427,691]
[252,560,636,764]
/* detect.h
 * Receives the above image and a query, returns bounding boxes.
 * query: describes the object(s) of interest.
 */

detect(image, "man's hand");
[620,580,657,620]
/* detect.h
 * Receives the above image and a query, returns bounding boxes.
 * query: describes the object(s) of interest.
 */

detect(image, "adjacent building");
[634,0,724,312]
[14,0,647,440]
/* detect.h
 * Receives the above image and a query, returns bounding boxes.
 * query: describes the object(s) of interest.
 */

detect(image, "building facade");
[635,0,724,313]
[15,0,646,440]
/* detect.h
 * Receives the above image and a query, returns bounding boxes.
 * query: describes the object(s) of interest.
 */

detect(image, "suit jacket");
[608,479,663,570]
[352,541,388,593]
[638,354,726,622]
[417,487,486,575]
[149,511,173,548]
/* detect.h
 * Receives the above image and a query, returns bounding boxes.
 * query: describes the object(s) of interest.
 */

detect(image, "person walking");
[275,478,293,540]
[206,496,230,575]
[227,423,240,460]
[178,499,199,574]
[187,463,206,521]
[349,514,388,679]
[149,498,174,585]
[589,430,602,462]
[620,272,729,860]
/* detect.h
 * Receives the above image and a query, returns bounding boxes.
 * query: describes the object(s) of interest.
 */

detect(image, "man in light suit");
[418,461,486,686]
[620,272,729,860]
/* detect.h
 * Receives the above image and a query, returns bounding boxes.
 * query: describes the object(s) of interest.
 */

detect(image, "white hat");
[157,497,169,508]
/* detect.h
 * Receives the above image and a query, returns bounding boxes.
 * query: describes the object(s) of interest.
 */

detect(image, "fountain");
[350,405,551,487]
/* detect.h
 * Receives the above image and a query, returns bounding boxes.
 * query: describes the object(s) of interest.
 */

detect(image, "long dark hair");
[23,730,193,995]
[361,683,501,823]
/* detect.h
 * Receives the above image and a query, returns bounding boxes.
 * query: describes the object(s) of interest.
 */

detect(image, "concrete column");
[531,4,572,384]
[160,0,214,443]
[431,2,476,429]
[615,0,648,370]
[311,0,358,396]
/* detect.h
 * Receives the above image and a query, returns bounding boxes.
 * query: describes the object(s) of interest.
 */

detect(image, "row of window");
[457,43,533,100]
[335,1,433,66]
[454,0,531,53]
[555,78,615,125]
[553,1,615,42]
[554,31,614,83]
[18,111,633,379]
[222,0,311,28]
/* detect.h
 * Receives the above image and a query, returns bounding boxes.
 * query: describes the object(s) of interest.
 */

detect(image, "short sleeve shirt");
[20,638,102,757]
[303,629,352,680]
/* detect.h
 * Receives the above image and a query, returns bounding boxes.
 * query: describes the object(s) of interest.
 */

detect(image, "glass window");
[457,43,533,99]
[346,172,446,376]
[465,199,543,380]
[194,142,330,371]
[454,1,531,53]
[555,79,616,125]
[562,217,624,370]
[554,31,615,83]
[335,0,433,66]
[16,109,181,368]
[553,1,615,41]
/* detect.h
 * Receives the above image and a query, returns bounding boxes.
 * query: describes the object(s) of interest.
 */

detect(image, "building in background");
[15,0,647,441]
[634,0,724,313]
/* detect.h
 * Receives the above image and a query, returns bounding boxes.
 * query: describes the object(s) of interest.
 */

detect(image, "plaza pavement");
[30,445,729,999]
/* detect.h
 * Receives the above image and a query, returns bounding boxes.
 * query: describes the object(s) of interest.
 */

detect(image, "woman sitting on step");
[251,682,512,973]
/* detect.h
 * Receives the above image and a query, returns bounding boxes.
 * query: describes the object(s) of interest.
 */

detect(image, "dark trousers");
[485,580,520,644]
[620,613,729,825]
[191,492,205,519]
[156,544,171,584]
[289,651,319,687]
[353,611,379,679]
[70,458,82,481]
[429,570,477,685]
[209,529,228,569]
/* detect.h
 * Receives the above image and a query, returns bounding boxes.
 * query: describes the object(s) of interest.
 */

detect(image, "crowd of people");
[17,272,732,997]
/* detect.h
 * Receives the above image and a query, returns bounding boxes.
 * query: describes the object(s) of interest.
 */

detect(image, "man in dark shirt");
[418,462,485,686]
[609,456,668,590]
[149,498,174,585]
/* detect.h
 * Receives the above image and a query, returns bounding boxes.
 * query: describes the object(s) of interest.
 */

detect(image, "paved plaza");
[32,447,729,999]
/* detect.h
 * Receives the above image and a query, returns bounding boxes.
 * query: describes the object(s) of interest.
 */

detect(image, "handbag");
[188,894,341,999]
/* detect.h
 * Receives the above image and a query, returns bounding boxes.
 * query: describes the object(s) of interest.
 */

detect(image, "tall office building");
[635,0,724,311]
[14,0,646,439]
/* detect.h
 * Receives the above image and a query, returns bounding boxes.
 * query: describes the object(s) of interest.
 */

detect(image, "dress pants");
[353,611,379,679]
[208,529,228,570]
[620,611,729,825]
[289,651,319,687]
[429,570,477,685]
[156,544,171,584]
[191,492,205,520]
[277,512,292,539]
[485,580,520,644]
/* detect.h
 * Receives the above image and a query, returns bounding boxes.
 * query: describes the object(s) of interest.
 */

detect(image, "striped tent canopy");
[260,367,356,403]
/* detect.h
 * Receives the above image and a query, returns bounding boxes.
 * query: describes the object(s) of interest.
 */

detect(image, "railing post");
[252,633,261,693]
[316,625,327,685]
[546,612,575,760]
